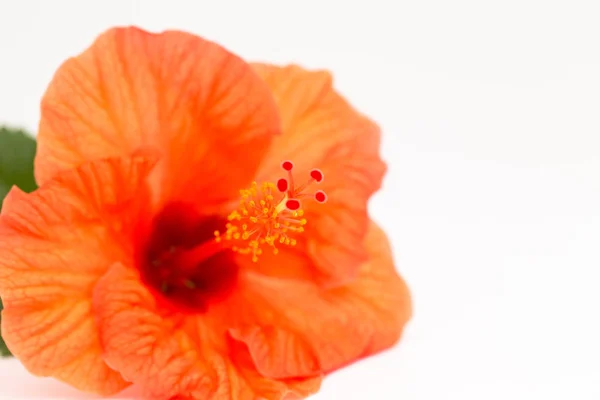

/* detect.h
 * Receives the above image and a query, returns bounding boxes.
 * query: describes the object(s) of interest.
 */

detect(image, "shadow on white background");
[0,0,599,399]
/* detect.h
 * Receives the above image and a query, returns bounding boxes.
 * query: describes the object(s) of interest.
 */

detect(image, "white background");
[1,0,600,399]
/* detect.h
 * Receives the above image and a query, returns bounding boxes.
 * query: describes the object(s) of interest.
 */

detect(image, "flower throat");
[157,160,328,274]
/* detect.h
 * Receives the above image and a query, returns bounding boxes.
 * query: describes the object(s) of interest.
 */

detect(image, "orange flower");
[0,27,411,399]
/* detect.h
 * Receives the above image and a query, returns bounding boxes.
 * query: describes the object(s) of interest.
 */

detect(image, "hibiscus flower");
[0,27,411,399]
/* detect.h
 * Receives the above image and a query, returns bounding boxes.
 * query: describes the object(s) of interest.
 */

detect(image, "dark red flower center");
[137,202,239,313]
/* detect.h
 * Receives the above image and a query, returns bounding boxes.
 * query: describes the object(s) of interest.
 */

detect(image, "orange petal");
[227,339,322,400]
[0,153,157,394]
[228,221,411,379]
[0,186,28,215]
[37,27,280,211]
[93,263,322,400]
[252,64,386,286]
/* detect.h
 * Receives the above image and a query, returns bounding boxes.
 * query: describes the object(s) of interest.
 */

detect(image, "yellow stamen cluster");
[214,181,307,262]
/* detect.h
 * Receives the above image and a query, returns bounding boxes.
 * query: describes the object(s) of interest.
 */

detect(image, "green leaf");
[0,126,37,210]
[0,126,38,357]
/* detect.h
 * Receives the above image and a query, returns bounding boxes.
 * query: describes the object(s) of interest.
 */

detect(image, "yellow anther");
[214,179,311,262]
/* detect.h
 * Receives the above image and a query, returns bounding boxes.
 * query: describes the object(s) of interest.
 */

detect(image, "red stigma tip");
[310,169,324,183]
[281,160,294,171]
[314,190,327,203]
[276,178,289,192]
[285,198,301,211]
